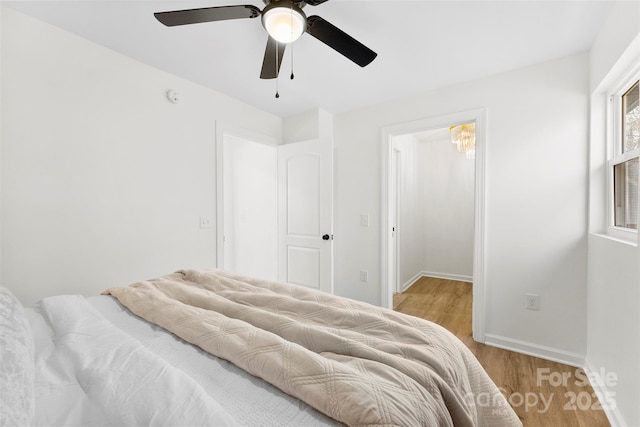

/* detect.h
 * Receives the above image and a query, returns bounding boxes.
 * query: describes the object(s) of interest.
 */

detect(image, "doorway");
[216,125,280,281]
[221,133,278,280]
[216,124,334,293]
[381,108,487,343]
[392,127,475,292]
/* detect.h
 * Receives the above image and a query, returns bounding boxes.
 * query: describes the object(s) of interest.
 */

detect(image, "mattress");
[25,293,340,426]
[5,269,522,426]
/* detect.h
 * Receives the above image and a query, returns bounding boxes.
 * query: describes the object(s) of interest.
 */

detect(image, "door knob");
[322,234,331,240]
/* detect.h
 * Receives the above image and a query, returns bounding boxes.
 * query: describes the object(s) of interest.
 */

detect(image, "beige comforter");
[104,269,522,427]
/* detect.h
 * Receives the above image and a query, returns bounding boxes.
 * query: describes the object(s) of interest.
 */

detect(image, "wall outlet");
[360,214,370,227]
[525,293,540,310]
[360,270,369,282]
[199,216,213,229]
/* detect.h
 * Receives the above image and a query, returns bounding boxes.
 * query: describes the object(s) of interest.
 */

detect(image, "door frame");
[380,108,487,343]
[391,147,402,293]
[215,122,280,270]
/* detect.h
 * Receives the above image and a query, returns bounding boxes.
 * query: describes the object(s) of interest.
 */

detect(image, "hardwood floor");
[393,277,611,427]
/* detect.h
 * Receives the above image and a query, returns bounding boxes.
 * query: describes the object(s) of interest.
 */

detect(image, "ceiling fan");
[154,0,377,80]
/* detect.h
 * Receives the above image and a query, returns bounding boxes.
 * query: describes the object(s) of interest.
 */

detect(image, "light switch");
[360,214,369,227]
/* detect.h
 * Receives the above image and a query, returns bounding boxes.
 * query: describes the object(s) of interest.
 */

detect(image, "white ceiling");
[3,0,614,118]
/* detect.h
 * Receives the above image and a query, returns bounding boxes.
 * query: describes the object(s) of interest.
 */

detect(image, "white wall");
[587,2,640,426]
[392,134,423,287]
[0,6,3,283]
[418,133,474,280]
[223,135,278,280]
[393,131,475,288]
[0,8,281,304]
[282,108,334,144]
[334,53,590,361]
[587,236,639,426]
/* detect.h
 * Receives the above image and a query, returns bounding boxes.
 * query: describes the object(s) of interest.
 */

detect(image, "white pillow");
[0,286,34,427]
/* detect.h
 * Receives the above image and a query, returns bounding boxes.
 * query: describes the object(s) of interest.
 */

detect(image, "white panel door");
[278,138,333,293]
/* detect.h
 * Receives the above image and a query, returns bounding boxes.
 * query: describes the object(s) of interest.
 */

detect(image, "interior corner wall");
[587,2,640,426]
[392,131,474,288]
[392,134,423,288]
[333,52,590,359]
[282,108,334,144]
[283,110,320,144]
[418,135,474,280]
[0,7,281,304]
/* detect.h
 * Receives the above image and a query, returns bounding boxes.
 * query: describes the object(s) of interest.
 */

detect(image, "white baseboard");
[584,358,627,427]
[484,333,585,368]
[483,338,625,426]
[399,271,473,293]
[398,278,625,425]
[421,270,473,283]
[399,272,423,293]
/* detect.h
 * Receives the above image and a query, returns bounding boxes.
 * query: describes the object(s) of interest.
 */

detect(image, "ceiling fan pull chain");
[290,44,295,80]
[275,41,279,98]
[290,3,295,80]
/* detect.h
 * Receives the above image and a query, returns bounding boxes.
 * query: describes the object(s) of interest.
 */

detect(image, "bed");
[1,269,522,426]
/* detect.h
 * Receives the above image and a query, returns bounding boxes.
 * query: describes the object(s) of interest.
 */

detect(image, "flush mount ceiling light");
[262,2,306,44]
[450,123,476,159]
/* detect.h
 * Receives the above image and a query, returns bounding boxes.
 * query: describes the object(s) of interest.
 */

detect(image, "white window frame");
[607,68,640,242]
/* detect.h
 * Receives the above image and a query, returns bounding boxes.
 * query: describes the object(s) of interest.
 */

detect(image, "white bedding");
[105,270,520,427]
[25,294,340,426]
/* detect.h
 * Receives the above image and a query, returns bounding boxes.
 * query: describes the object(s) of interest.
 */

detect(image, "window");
[610,79,640,233]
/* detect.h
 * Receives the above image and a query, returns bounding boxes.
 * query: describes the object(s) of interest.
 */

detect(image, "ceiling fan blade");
[306,15,377,67]
[260,37,287,79]
[303,0,331,5]
[154,5,261,27]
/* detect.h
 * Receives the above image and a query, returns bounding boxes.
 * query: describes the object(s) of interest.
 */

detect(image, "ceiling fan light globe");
[263,6,305,44]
